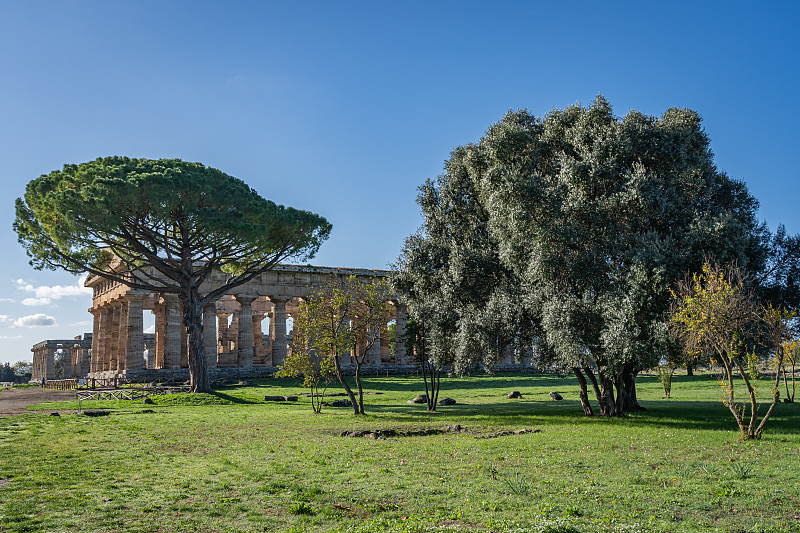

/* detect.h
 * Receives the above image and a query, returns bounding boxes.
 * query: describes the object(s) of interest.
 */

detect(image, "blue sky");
[0,1,797,365]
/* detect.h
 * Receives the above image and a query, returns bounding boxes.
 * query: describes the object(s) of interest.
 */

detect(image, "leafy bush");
[288,501,315,515]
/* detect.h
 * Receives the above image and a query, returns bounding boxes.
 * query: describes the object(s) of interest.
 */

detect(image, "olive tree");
[396,96,768,416]
[392,147,534,377]
[14,157,331,392]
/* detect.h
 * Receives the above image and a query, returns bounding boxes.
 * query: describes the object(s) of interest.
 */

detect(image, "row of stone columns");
[90,291,146,373]
[88,291,409,375]
[30,339,91,380]
[31,347,55,380]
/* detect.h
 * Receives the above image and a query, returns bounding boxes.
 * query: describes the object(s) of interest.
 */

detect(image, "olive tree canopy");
[14,157,332,392]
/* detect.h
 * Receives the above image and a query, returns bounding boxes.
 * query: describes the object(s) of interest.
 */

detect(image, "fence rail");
[43,379,79,390]
[75,385,190,413]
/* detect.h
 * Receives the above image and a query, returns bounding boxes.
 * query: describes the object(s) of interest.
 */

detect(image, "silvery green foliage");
[392,147,534,374]
[476,96,764,374]
[396,96,769,400]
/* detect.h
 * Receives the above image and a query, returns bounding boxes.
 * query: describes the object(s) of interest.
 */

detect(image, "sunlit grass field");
[1,373,798,533]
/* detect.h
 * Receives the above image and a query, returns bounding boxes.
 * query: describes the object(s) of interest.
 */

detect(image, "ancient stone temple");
[81,264,410,381]
[31,335,92,381]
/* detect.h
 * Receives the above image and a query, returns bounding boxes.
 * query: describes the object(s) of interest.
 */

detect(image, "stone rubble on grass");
[506,391,522,399]
[82,410,110,417]
[340,425,471,439]
[549,391,564,400]
[475,428,541,439]
[438,397,456,405]
[263,395,298,402]
[407,394,428,404]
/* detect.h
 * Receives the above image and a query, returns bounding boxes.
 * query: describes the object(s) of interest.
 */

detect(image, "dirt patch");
[475,428,541,439]
[0,479,10,488]
[339,425,542,440]
[0,387,77,417]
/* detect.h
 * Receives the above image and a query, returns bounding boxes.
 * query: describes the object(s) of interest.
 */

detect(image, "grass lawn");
[1,373,798,533]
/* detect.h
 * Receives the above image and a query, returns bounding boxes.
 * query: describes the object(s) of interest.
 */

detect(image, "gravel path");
[0,387,78,417]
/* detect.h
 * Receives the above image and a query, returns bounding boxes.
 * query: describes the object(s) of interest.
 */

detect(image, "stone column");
[45,348,55,379]
[107,302,121,373]
[90,309,101,373]
[125,291,146,370]
[217,312,231,357]
[117,299,129,371]
[252,314,264,348]
[162,295,181,369]
[94,307,105,371]
[153,303,166,369]
[236,294,257,368]
[270,297,288,367]
[97,304,111,372]
[61,347,73,379]
[70,346,79,378]
[393,302,408,365]
[366,319,382,366]
[31,348,38,380]
[79,344,90,376]
[203,302,218,369]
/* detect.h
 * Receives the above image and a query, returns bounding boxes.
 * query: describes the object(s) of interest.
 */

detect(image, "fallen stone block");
[407,394,428,404]
[83,410,110,417]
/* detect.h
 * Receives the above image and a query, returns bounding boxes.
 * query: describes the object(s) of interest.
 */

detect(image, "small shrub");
[288,501,315,515]
[656,363,676,398]
[503,471,533,496]
[728,461,754,480]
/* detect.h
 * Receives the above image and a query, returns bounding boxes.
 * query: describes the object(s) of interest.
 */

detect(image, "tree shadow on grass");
[358,397,800,436]
[207,391,262,405]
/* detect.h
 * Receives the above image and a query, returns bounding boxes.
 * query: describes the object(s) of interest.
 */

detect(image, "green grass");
[1,373,799,532]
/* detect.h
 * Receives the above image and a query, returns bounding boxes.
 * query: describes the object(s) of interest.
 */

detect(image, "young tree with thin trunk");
[14,157,331,392]
[403,317,443,412]
[274,303,336,413]
[670,262,789,439]
[776,341,798,403]
[294,275,391,415]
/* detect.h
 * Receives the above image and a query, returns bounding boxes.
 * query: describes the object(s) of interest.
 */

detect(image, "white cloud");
[0,298,15,303]
[0,335,23,339]
[0,315,12,325]
[13,314,57,328]
[22,297,52,306]
[68,320,92,327]
[16,276,92,306]
[144,324,155,334]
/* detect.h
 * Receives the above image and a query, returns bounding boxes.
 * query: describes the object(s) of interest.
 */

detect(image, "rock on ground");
[407,394,428,404]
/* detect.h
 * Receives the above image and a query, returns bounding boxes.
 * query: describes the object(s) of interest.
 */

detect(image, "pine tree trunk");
[183,289,210,393]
